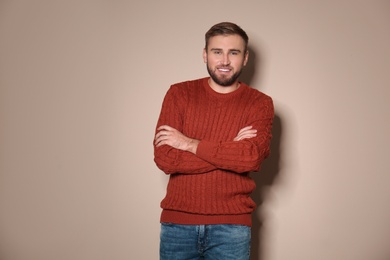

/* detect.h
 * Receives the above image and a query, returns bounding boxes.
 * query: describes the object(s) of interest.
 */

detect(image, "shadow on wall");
[250,115,282,260]
[240,45,283,260]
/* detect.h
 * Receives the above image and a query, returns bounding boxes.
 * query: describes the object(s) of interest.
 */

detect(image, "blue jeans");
[160,223,251,260]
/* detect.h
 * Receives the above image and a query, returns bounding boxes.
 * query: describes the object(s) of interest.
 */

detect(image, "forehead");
[207,34,246,51]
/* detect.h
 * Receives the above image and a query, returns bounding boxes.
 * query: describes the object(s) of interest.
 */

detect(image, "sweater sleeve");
[195,95,274,173]
[154,85,218,175]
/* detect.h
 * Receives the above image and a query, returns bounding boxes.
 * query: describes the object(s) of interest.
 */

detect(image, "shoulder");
[163,77,207,103]
[241,83,273,103]
[166,77,207,99]
[239,84,274,117]
[170,77,206,91]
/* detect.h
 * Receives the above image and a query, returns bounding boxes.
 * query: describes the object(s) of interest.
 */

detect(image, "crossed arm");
[153,86,273,175]
[154,125,257,154]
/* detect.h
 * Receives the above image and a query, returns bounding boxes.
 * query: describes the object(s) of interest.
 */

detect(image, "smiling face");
[203,34,249,93]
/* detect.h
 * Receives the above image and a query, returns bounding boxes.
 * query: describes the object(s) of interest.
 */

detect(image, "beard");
[207,64,243,87]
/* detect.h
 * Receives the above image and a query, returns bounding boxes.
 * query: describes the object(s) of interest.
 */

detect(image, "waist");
[161,209,252,227]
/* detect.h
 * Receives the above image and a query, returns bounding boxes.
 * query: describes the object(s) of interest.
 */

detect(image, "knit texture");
[154,77,274,226]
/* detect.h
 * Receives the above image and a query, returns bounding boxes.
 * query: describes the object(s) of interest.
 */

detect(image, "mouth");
[217,67,232,73]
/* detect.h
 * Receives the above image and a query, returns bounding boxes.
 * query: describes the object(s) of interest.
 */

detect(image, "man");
[154,22,274,260]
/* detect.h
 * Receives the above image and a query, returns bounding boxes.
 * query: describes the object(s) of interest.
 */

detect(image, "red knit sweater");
[154,77,274,226]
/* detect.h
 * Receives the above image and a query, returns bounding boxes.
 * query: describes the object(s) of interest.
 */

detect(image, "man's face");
[203,34,248,87]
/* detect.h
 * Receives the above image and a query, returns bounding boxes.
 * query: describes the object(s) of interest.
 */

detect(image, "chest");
[182,94,253,141]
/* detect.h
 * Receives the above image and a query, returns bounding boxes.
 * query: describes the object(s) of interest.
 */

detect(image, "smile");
[217,68,231,72]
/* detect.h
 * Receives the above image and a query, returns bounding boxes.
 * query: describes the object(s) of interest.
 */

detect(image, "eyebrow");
[210,48,242,53]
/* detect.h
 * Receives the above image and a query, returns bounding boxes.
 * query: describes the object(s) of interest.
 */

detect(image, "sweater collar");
[202,77,247,99]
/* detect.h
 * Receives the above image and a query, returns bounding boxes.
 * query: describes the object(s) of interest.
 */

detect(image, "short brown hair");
[205,22,249,52]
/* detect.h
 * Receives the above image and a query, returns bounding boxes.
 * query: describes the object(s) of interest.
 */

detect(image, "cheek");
[231,60,243,69]
[235,57,247,67]
[205,57,217,66]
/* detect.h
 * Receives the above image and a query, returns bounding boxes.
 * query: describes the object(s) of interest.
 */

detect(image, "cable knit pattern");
[154,77,274,226]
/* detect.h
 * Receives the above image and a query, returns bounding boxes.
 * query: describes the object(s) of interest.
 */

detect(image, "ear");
[243,50,249,66]
[203,48,207,63]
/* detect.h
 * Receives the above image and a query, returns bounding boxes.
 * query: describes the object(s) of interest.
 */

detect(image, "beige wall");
[1,1,389,260]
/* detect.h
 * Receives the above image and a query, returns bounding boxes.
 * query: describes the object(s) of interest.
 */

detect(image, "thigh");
[204,224,251,260]
[160,223,200,260]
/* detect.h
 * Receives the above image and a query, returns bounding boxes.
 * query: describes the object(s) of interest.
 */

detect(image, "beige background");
[1,1,389,260]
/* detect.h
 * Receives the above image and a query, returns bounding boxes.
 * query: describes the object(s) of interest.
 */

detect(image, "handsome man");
[154,22,274,260]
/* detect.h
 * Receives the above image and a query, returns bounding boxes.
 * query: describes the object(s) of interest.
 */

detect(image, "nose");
[221,53,230,66]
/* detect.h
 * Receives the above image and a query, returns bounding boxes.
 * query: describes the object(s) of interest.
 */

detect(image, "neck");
[208,78,240,94]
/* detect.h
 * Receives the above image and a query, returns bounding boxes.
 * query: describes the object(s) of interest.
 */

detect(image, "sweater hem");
[160,209,252,227]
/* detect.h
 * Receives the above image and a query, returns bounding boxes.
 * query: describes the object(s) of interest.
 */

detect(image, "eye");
[213,50,221,55]
[230,51,239,55]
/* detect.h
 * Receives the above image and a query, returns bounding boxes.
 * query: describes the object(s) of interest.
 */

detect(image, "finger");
[155,128,174,139]
[241,129,257,135]
[235,129,256,140]
[155,135,168,146]
[155,139,165,147]
[157,125,174,131]
[237,126,253,135]
[234,132,257,141]
[239,126,252,133]
[242,133,257,139]
[155,140,165,147]
[155,131,165,140]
